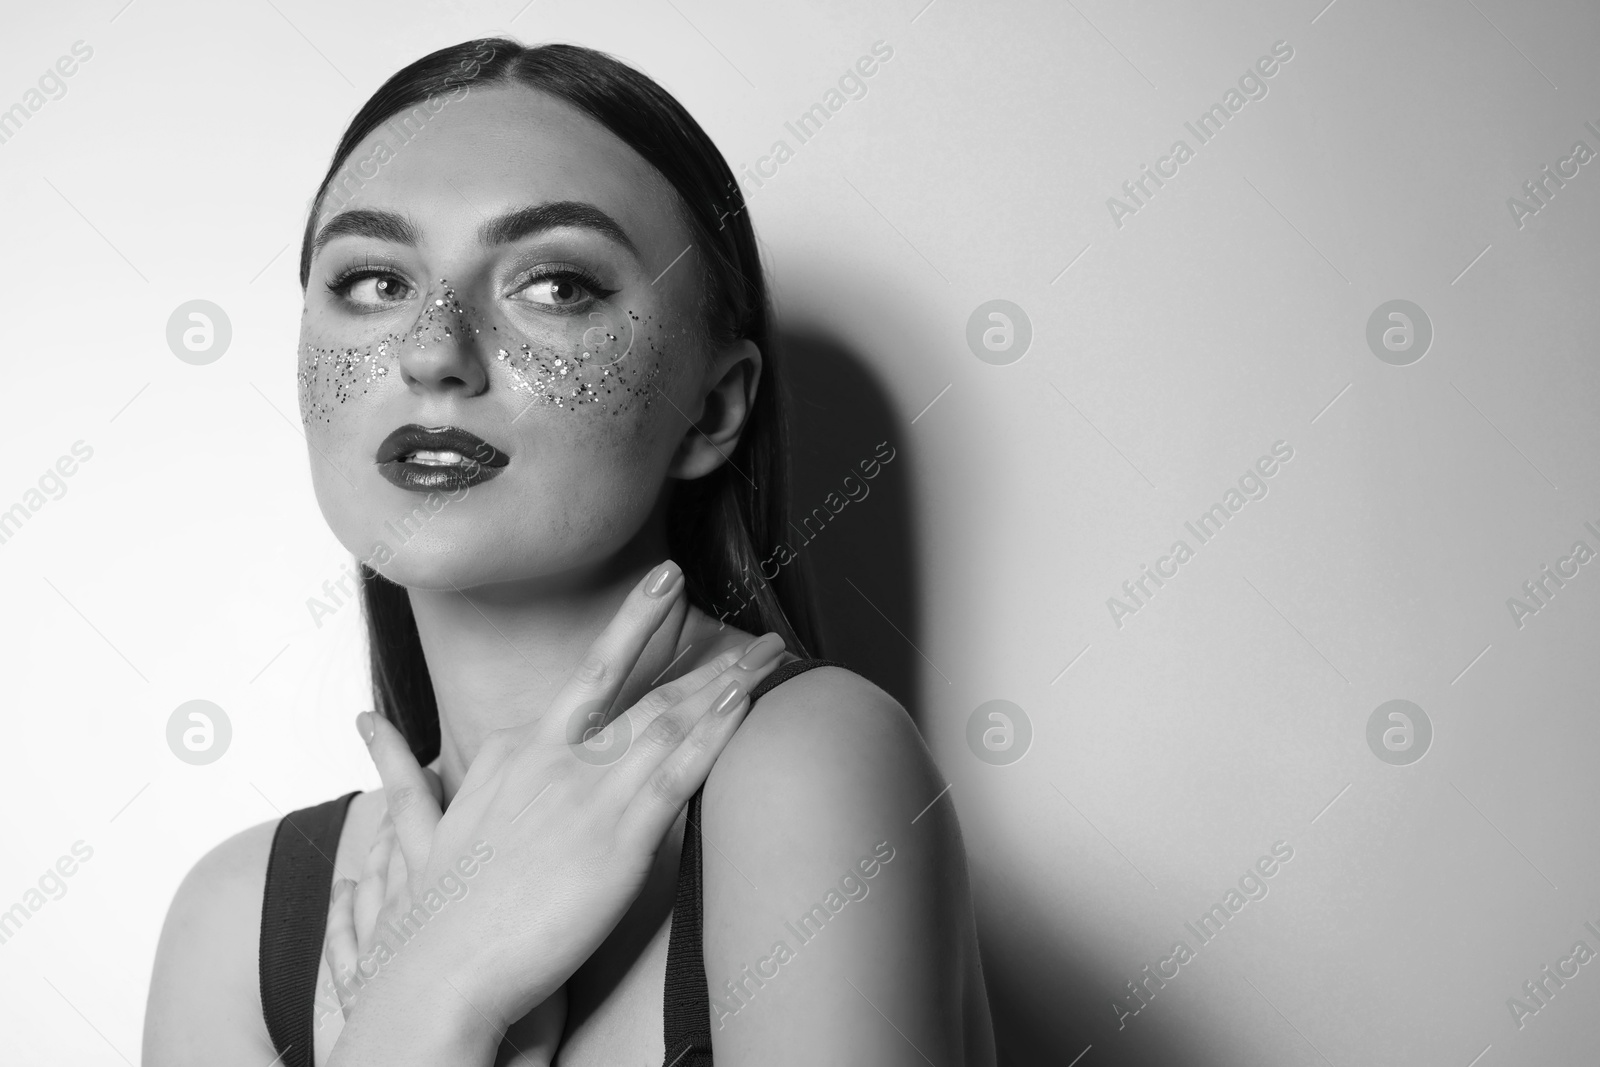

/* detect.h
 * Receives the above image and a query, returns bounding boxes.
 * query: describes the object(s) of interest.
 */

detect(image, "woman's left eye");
[510,270,610,309]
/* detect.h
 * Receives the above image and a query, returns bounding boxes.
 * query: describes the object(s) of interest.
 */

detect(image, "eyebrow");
[311,200,639,259]
[477,201,639,257]
[312,209,419,255]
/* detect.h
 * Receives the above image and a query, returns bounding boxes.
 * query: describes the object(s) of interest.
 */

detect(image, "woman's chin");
[355,546,509,593]
[323,520,485,588]
[350,537,599,596]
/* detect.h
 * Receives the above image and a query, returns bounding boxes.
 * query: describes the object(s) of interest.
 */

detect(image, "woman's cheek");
[491,302,662,414]
[496,308,691,475]
[490,284,710,431]
[529,357,676,504]
[296,310,400,433]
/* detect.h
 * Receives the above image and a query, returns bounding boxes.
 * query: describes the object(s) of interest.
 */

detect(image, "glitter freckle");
[299,281,663,423]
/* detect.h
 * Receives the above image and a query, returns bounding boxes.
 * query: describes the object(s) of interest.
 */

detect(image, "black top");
[259,657,840,1066]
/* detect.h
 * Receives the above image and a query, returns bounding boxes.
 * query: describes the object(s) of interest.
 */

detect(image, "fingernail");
[355,711,375,745]
[711,679,746,716]
[332,878,352,900]
[645,560,682,598]
[735,633,783,671]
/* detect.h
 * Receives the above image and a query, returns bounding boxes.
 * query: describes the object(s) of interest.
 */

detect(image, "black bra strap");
[260,790,360,1066]
[660,658,843,1065]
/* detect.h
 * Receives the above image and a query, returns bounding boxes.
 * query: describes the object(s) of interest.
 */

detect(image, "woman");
[143,38,995,1066]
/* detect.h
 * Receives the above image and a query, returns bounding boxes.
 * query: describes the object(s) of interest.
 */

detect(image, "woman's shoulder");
[703,661,946,844]
[150,791,364,974]
[143,816,281,1060]
[144,791,382,1060]
[165,789,381,908]
[154,815,279,958]
[745,659,903,730]
[738,659,921,758]
[692,663,984,1053]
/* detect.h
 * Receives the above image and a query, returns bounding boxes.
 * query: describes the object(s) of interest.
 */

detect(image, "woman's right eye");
[331,270,414,309]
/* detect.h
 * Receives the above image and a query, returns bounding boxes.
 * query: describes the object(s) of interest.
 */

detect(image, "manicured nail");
[735,633,783,671]
[645,560,681,597]
[355,711,375,745]
[332,878,353,900]
[711,680,747,716]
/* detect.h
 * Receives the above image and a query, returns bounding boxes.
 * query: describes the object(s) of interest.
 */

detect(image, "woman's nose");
[397,339,490,395]
[395,298,490,396]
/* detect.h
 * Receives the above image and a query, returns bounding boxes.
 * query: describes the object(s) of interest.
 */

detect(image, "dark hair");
[298,39,819,763]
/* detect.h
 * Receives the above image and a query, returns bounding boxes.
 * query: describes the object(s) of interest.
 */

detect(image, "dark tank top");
[259,658,839,1066]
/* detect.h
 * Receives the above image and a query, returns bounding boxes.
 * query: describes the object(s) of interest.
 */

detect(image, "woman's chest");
[557,808,687,1065]
[307,799,687,1066]
[306,911,676,1067]
[553,904,673,1066]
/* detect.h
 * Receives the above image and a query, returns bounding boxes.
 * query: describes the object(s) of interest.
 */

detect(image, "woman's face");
[299,85,733,590]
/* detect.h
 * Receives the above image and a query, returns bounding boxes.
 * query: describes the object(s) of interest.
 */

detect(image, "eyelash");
[510,263,618,309]
[325,263,411,305]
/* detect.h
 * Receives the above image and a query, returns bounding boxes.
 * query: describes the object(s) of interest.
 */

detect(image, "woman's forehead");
[330,84,685,258]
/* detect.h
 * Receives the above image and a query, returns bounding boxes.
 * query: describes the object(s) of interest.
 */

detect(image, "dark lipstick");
[375,424,509,492]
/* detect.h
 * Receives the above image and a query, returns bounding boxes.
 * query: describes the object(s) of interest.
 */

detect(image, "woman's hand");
[326,559,789,1063]
[326,806,568,1065]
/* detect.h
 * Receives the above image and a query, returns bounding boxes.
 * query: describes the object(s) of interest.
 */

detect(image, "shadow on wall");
[980,896,1144,1067]
[775,327,920,726]
[782,330,1135,1065]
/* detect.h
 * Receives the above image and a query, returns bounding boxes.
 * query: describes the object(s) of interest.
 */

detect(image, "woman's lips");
[375,424,509,492]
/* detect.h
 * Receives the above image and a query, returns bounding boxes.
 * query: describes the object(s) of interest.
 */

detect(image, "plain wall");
[1,0,1597,1063]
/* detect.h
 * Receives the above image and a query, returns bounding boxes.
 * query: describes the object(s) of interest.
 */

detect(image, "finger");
[324,878,359,1010]
[534,560,686,745]
[384,839,408,913]
[584,640,744,756]
[358,710,442,890]
[501,983,567,1064]
[617,666,760,845]
[605,632,787,791]
[353,817,394,950]
[420,765,444,807]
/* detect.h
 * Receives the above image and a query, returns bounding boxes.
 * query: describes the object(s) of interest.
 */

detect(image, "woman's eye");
[512,273,599,308]
[336,272,413,308]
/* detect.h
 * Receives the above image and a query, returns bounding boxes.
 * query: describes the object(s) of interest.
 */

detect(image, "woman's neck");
[408,556,695,805]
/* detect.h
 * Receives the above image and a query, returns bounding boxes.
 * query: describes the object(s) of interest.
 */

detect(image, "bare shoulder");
[157,815,279,963]
[703,663,945,835]
[696,664,994,1062]
[143,792,383,1064]
[142,817,281,1063]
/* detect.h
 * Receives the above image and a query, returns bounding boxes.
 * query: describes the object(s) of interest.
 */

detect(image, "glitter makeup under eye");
[297,279,664,425]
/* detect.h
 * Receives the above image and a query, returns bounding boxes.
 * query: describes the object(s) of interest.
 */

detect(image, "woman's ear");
[668,338,762,480]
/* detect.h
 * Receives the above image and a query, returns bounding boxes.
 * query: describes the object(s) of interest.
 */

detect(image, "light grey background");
[1,0,1597,1063]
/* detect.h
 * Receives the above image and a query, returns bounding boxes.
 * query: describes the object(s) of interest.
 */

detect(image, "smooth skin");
[142,83,995,1066]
